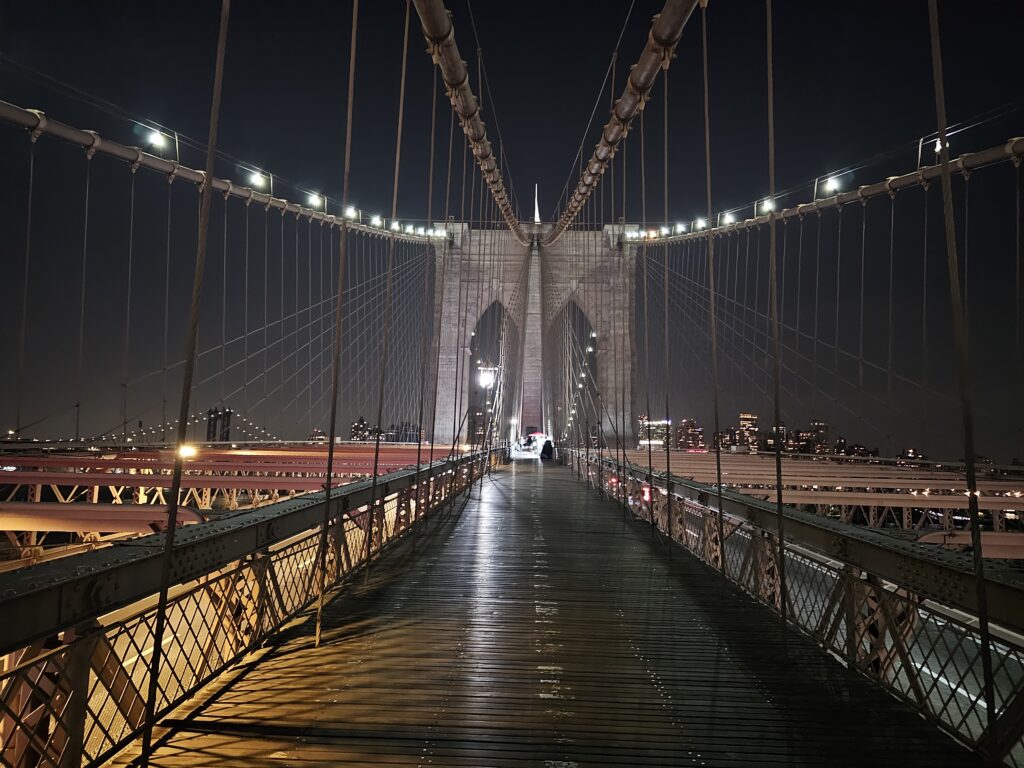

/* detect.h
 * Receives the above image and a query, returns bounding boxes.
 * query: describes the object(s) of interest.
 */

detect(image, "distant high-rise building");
[350,416,370,441]
[810,420,829,453]
[764,424,787,452]
[675,418,705,450]
[638,416,670,449]
[738,412,759,450]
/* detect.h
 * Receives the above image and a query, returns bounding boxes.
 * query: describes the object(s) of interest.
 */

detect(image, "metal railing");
[0,450,493,767]
[563,448,1024,767]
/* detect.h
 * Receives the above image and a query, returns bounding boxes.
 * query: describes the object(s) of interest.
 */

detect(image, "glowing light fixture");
[307,193,323,208]
[824,177,840,194]
[147,130,167,149]
[478,366,497,389]
[370,215,383,227]
[696,218,707,230]
[249,171,267,188]
[722,212,735,225]
[177,444,198,459]
[675,223,686,234]
[760,199,774,212]
[390,220,400,231]
[344,205,358,219]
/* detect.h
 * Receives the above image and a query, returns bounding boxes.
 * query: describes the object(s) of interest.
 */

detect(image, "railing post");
[844,567,859,670]
[57,625,99,768]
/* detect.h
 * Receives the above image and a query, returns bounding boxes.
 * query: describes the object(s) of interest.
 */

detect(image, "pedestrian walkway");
[122,460,979,767]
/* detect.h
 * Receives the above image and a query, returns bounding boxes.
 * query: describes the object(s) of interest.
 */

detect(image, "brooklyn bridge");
[0,0,1022,765]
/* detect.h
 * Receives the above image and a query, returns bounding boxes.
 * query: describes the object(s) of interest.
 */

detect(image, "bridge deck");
[121,461,978,767]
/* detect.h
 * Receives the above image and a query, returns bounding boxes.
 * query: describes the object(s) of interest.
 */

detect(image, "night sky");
[1,1,1022,459]
[4,1,1022,220]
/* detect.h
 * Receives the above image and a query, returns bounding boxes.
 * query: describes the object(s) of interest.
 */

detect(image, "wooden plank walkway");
[121,460,979,767]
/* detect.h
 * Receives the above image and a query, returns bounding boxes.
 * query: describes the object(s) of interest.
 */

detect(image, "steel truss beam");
[0,454,481,657]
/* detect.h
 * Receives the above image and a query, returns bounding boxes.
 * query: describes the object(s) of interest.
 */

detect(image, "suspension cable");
[74,153,92,440]
[662,68,673,553]
[367,0,412,580]
[545,0,697,245]
[764,0,788,624]
[15,139,36,438]
[139,1,230,763]
[317,0,359,646]
[699,0,726,572]
[926,0,996,734]
[120,167,137,444]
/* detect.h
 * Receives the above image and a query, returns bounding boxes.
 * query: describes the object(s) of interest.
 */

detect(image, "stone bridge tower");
[430,224,636,448]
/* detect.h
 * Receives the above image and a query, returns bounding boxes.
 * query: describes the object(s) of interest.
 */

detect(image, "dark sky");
[1,1,1022,458]
[4,1,1022,222]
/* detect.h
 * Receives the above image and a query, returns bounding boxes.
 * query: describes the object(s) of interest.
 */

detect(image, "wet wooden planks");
[120,461,980,767]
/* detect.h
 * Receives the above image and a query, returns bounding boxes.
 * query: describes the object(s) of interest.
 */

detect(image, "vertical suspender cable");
[139,1,230,762]
[886,193,896,408]
[610,53,622,483]
[75,154,92,440]
[221,193,228,405]
[764,0,788,623]
[699,1,726,572]
[121,168,137,444]
[367,0,411,579]
[428,108,455,474]
[662,69,673,551]
[640,110,655,532]
[926,0,996,738]
[15,140,36,438]
[451,143,471,451]
[243,200,250,414]
[416,67,439,492]
[1017,160,1023,459]
[318,0,358,647]
[264,201,270,413]
[162,177,172,442]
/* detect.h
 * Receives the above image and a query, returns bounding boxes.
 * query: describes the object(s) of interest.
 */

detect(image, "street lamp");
[760,199,774,213]
[307,193,323,208]
[696,218,707,230]
[824,177,840,194]
[478,366,497,389]
[344,205,358,220]
[147,130,167,149]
